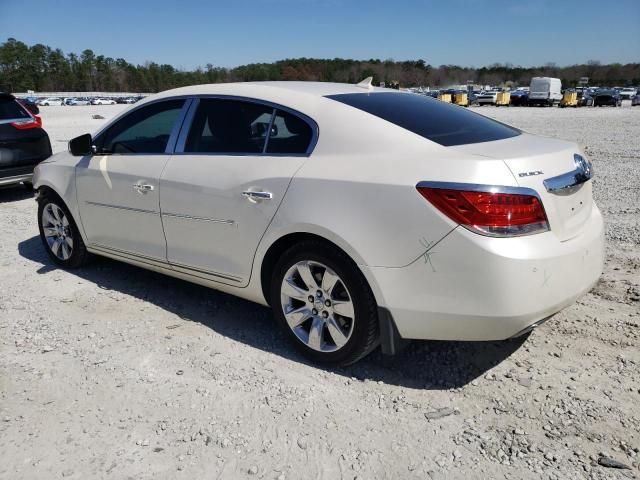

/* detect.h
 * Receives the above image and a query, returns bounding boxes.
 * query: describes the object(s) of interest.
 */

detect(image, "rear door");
[160,98,316,286]
[76,99,188,260]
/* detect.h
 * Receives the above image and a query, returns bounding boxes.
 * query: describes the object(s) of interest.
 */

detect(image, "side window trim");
[262,108,277,154]
[173,95,318,157]
[165,99,194,154]
[174,98,200,153]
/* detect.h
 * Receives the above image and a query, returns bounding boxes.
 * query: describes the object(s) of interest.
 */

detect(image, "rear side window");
[266,110,313,155]
[326,92,520,147]
[0,97,30,121]
[98,100,185,154]
[185,99,274,154]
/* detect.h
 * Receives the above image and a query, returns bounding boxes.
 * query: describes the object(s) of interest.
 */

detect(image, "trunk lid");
[451,133,593,241]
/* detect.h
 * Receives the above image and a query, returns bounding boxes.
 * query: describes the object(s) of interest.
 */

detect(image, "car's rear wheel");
[270,241,379,366]
[37,192,90,268]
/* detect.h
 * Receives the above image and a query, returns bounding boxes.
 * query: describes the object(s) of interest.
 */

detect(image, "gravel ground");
[0,103,638,480]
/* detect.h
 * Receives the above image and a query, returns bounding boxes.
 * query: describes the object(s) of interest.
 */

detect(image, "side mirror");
[69,133,93,156]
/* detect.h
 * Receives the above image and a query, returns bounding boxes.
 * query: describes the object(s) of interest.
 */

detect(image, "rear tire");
[37,191,90,268]
[270,240,379,366]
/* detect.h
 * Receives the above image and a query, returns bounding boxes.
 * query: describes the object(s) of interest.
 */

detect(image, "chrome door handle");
[242,190,273,202]
[133,183,154,193]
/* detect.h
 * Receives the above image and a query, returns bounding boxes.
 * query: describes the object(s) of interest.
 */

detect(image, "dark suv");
[0,93,52,187]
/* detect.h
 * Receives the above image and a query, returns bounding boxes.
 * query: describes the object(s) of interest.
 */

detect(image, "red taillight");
[417,184,549,237]
[11,116,42,130]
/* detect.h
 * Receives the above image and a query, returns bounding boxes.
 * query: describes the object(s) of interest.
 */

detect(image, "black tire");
[37,190,91,268]
[270,240,379,366]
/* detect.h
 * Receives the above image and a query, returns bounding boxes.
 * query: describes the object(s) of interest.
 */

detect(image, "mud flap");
[378,307,409,355]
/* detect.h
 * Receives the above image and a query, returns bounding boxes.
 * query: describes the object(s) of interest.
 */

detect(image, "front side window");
[265,109,313,154]
[185,99,274,154]
[97,99,185,154]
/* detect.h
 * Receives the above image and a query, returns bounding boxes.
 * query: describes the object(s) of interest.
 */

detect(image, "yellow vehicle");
[452,91,469,107]
[495,91,511,106]
[560,91,578,108]
[437,92,452,103]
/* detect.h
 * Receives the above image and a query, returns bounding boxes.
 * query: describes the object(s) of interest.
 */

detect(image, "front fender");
[33,153,87,243]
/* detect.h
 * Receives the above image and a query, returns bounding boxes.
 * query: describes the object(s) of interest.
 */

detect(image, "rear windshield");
[326,92,520,146]
[0,97,30,121]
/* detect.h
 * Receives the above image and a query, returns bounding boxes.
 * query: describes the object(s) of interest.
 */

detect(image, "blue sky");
[1,0,638,69]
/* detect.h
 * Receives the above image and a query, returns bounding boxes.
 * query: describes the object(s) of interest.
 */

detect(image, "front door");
[76,99,187,261]
[160,98,315,285]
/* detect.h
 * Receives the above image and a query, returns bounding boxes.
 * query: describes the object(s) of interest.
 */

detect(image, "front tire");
[270,240,379,366]
[37,192,90,268]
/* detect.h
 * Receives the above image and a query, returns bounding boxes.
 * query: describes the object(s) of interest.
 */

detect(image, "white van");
[528,77,562,106]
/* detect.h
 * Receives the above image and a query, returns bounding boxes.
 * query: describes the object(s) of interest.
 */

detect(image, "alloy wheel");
[41,203,74,261]
[280,260,355,352]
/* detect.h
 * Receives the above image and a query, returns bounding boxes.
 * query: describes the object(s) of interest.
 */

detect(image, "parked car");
[0,92,52,188]
[91,98,117,105]
[510,89,529,106]
[593,89,622,107]
[16,98,40,115]
[528,77,562,106]
[632,92,640,106]
[476,90,498,105]
[33,82,604,365]
[69,97,91,106]
[63,97,75,106]
[619,87,637,100]
[578,90,595,107]
[38,97,63,106]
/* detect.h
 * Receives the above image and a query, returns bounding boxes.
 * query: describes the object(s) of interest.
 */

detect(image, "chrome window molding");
[88,94,319,158]
[416,181,542,200]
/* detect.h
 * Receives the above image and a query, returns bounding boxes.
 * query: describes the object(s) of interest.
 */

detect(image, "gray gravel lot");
[0,102,638,480]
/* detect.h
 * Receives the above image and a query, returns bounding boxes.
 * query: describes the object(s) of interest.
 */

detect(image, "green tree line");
[1,38,638,93]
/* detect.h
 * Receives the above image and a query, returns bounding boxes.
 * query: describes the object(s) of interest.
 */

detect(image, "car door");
[76,98,188,261]
[160,97,316,286]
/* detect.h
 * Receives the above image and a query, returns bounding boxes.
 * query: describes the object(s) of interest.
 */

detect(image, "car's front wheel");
[37,192,90,268]
[270,241,379,366]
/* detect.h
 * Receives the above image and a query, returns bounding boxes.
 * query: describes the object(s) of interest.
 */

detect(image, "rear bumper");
[0,173,33,186]
[363,204,604,341]
[0,165,36,186]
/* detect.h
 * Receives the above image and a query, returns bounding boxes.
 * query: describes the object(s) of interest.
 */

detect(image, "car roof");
[155,81,387,100]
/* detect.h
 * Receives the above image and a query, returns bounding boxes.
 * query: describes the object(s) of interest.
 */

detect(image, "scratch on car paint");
[419,238,437,272]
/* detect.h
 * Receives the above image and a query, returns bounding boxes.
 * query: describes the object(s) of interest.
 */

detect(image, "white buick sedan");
[33,81,604,365]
